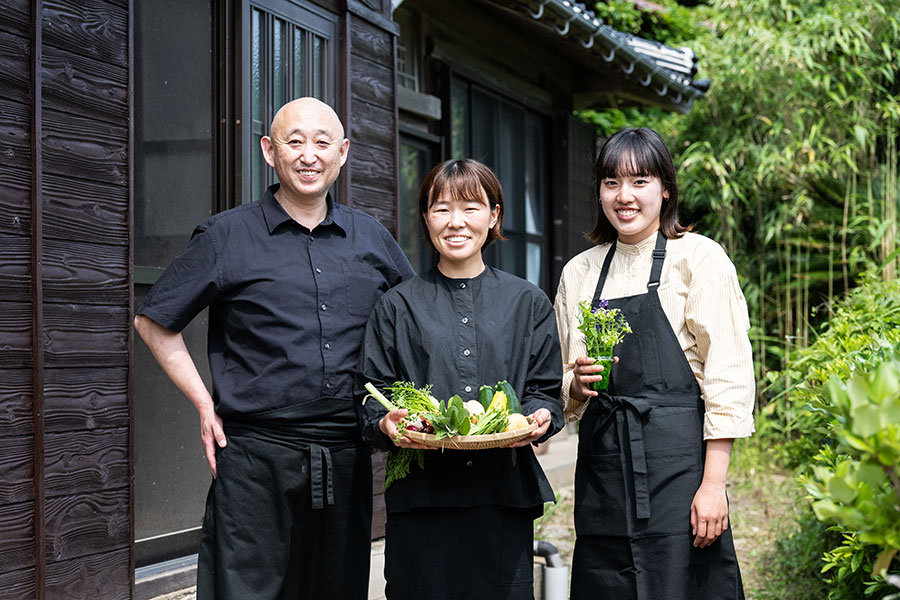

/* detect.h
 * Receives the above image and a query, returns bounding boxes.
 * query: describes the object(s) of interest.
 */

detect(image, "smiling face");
[425,188,499,278]
[588,127,683,246]
[260,98,349,205]
[599,167,668,245]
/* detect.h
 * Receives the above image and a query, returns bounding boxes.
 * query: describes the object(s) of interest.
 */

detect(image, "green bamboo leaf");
[853,125,868,149]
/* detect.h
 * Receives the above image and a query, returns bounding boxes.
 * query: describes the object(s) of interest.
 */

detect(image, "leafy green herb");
[428,395,471,439]
[384,381,439,413]
[384,448,425,489]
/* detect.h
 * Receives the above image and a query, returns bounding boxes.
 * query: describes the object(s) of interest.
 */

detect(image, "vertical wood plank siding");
[348,9,398,230]
[0,0,400,595]
[31,5,46,600]
[41,0,131,595]
[346,1,399,538]
[0,0,132,596]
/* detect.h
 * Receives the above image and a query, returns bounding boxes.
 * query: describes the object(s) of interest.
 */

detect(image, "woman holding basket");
[357,159,564,600]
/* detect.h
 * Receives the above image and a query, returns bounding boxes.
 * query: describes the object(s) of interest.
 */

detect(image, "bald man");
[135,98,414,599]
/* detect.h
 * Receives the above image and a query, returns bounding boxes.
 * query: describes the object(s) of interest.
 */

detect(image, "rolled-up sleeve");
[684,258,756,440]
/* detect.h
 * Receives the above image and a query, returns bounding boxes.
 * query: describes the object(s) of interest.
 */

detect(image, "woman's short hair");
[418,159,506,250]
[587,127,689,245]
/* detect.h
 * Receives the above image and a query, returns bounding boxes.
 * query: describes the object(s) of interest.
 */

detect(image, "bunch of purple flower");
[576,299,632,358]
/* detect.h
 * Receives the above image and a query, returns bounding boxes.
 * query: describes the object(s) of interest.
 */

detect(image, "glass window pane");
[498,102,524,236]
[525,114,544,235]
[293,27,305,98]
[526,242,543,288]
[450,78,468,159]
[399,142,432,273]
[273,18,285,110]
[253,133,266,203]
[133,0,214,566]
[471,89,499,170]
[251,9,262,124]
[313,35,323,99]
[134,0,214,269]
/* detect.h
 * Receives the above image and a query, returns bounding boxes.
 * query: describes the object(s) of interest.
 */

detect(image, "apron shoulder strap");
[591,240,617,309]
[648,231,667,289]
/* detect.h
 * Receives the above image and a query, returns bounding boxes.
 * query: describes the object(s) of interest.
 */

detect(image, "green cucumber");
[477,385,494,410]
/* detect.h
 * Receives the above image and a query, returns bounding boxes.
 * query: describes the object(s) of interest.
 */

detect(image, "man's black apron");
[571,232,744,599]
[196,398,372,600]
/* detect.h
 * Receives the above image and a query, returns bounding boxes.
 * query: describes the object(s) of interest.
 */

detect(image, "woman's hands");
[690,438,735,548]
[569,356,618,402]
[508,407,553,448]
[690,480,729,547]
[379,409,434,450]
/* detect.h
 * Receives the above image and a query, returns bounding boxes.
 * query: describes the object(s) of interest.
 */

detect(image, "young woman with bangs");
[357,159,564,600]
[555,127,755,599]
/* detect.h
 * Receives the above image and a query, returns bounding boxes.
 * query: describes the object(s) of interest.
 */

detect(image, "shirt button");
[464,386,472,393]
[459,283,466,289]
[315,267,322,274]
[461,317,468,324]
[321,304,327,311]
[466,460,473,467]
[463,349,470,356]
[324,343,331,350]
[325,382,332,389]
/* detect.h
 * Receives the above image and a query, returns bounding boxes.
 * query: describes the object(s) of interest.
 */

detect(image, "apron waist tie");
[593,394,653,519]
[309,443,335,510]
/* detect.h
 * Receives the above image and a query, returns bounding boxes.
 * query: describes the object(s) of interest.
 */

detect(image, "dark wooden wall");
[344,0,399,232]
[0,0,132,598]
[0,0,400,595]
[343,0,399,538]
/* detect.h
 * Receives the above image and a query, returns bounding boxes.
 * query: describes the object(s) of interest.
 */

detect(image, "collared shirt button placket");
[451,277,479,396]
[308,231,335,396]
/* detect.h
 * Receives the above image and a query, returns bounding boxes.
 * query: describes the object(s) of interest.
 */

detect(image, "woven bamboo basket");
[403,417,538,450]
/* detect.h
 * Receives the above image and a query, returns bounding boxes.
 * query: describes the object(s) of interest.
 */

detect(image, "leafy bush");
[758,276,900,470]
[800,357,900,598]
[748,278,900,598]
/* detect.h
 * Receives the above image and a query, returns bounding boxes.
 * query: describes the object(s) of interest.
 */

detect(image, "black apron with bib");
[196,398,373,600]
[571,232,744,599]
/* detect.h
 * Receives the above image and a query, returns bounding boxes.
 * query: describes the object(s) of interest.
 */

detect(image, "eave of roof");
[509,0,708,113]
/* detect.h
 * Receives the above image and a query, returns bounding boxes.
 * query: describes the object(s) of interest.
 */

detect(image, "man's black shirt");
[138,184,414,415]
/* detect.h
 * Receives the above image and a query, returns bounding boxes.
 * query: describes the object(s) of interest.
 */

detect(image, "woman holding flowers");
[356,159,564,600]
[554,127,755,599]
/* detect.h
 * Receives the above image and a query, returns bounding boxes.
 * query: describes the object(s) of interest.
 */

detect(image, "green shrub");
[800,356,900,597]
[758,276,900,470]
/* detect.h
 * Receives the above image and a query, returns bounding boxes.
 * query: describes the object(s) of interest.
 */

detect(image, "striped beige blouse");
[554,231,756,440]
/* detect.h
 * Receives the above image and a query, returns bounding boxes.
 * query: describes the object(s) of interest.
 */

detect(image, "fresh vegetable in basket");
[364,381,534,488]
